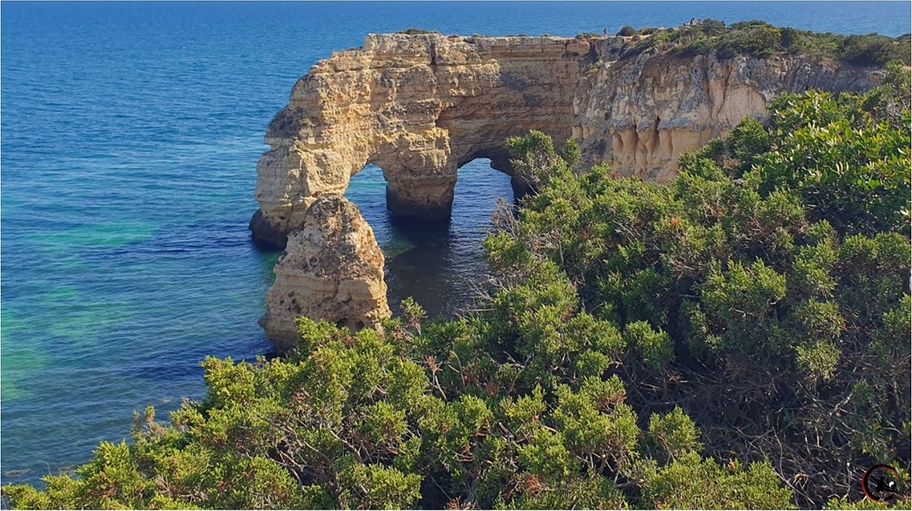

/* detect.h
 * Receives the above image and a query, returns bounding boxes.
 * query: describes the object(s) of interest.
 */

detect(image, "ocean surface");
[2,1,909,487]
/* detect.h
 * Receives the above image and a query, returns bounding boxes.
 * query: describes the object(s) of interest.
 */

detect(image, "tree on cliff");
[3,68,909,511]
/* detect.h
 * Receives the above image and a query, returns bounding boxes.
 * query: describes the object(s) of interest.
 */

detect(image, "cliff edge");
[252,32,879,247]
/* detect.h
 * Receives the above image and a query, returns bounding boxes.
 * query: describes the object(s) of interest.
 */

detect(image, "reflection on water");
[346,160,514,319]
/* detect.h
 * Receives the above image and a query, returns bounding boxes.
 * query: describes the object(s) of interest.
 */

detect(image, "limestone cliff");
[253,32,879,248]
[255,34,589,244]
[576,40,880,181]
[261,195,389,352]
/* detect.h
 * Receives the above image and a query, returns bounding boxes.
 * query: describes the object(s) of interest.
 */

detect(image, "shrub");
[629,19,910,65]
[838,34,909,66]
[398,28,436,35]
[486,77,910,507]
[1,309,795,509]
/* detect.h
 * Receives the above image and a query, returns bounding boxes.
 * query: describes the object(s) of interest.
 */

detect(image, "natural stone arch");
[251,33,589,249]
[254,32,880,348]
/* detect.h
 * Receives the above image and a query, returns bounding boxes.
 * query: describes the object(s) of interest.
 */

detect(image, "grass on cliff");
[397,28,438,35]
[616,19,910,66]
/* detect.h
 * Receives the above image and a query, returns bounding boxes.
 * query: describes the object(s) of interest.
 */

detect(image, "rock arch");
[254,32,880,348]
[251,33,591,248]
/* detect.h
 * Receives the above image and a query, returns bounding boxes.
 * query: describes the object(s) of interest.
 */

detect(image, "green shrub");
[486,77,910,507]
[838,34,909,66]
[398,28,436,35]
[0,307,795,509]
[629,19,910,65]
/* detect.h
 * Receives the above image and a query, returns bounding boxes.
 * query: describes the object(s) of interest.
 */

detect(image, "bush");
[630,19,910,65]
[1,309,794,509]
[398,28,436,35]
[839,34,909,66]
[486,78,910,507]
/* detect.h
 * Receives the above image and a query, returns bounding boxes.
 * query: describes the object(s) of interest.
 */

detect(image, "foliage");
[1,314,792,510]
[631,19,910,66]
[484,79,911,507]
[575,32,600,39]
[397,28,437,35]
[504,129,578,193]
[639,454,795,509]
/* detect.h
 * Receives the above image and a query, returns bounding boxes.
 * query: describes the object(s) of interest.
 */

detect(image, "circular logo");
[861,464,904,503]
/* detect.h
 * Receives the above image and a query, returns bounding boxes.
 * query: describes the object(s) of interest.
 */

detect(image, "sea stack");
[261,194,390,352]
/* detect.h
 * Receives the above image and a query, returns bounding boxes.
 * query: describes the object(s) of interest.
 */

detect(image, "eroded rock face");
[261,195,390,352]
[253,34,590,247]
[252,33,879,247]
[575,42,880,181]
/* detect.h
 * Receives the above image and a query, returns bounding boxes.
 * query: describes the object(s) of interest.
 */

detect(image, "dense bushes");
[1,312,795,509]
[4,58,909,511]
[487,74,910,507]
[634,20,910,66]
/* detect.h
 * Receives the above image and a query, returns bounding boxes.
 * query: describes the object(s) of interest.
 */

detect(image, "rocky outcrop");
[252,32,881,348]
[575,41,880,181]
[252,33,879,247]
[261,195,390,352]
[254,34,589,247]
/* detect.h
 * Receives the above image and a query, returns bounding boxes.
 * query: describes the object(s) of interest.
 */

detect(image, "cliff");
[252,31,881,348]
[575,39,878,179]
[254,34,588,245]
[253,32,879,247]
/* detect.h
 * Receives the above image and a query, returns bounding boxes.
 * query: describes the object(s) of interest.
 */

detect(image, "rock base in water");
[249,209,288,249]
[261,195,390,352]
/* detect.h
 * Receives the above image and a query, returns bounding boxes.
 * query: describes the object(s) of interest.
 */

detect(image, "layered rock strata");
[574,40,879,180]
[255,34,589,247]
[261,195,390,351]
[252,32,880,347]
[253,33,878,248]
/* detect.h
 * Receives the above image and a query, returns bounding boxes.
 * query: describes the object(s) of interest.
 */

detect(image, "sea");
[2,1,909,487]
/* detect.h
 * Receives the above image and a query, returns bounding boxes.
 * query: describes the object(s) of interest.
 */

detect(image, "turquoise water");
[2,1,909,487]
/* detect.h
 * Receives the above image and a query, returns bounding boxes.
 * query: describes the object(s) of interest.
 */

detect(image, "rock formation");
[254,34,589,247]
[575,40,879,181]
[253,33,879,248]
[252,31,881,348]
[261,195,390,352]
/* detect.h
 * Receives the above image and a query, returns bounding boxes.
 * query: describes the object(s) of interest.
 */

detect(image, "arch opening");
[346,158,514,319]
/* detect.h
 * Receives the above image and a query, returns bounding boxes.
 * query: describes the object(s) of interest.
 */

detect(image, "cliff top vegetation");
[604,19,911,66]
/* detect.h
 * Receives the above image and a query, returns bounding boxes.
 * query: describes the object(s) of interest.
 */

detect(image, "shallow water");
[2,1,909,486]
